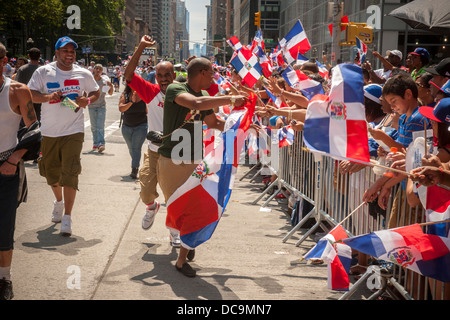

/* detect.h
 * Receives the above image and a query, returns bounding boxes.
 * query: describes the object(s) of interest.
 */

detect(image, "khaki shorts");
[38,133,84,190]
[139,149,160,205]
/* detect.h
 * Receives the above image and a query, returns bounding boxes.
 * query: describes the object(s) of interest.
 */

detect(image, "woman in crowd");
[119,84,148,179]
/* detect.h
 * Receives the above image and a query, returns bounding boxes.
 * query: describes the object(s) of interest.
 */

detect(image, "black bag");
[146,130,163,146]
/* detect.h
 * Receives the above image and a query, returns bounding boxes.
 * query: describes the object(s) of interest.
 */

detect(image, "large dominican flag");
[342,224,450,282]
[303,63,370,163]
[165,93,257,249]
[279,20,311,64]
[230,46,263,87]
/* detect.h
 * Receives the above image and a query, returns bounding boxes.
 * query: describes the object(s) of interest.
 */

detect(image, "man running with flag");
[157,57,249,277]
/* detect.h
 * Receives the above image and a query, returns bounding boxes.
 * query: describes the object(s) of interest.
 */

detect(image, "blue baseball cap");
[409,47,430,60]
[419,97,450,124]
[364,84,383,104]
[55,36,78,50]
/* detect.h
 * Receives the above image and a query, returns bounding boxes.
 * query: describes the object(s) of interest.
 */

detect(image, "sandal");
[175,262,196,277]
[349,264,367,275]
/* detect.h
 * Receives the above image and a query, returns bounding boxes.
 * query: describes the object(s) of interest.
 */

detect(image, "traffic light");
[254,11,261,27]
[341,23,373,45]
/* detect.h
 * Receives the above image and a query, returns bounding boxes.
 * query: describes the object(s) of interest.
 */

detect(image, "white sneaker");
[60,215,72,236]
[142,201,160,230]
[51,200,64,223]
[170,231,181,248]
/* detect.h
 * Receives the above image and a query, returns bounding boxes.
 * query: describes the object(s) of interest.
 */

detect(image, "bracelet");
[87,97,91,105]
[5,160,18,167]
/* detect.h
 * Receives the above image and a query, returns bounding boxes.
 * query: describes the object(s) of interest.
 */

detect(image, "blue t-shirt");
[396,107,431,148]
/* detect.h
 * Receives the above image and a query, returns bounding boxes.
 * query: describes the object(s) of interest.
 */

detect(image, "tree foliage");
[0,0,124,56]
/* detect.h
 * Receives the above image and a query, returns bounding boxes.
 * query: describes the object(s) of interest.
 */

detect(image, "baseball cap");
[55,36,78,50]
[386,49,402,60]
[430,80,450,97]
[424,57,450,77]
[409,47,430,60]
[419,97,450,124]
[364,84,383,104]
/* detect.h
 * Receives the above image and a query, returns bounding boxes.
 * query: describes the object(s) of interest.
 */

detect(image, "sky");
[184,0,210,50]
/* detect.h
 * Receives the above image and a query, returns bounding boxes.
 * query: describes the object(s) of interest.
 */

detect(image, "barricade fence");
[244,130,448,300]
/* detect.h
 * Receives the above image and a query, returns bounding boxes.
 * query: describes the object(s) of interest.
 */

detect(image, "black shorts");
[0,165,19,251]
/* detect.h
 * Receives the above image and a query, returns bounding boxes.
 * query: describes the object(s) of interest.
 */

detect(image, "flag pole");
[424,119,428,159]
[301,147,417,177]
[337,201,366,226]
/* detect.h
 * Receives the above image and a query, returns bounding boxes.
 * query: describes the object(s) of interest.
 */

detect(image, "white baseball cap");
[386,49,402,60]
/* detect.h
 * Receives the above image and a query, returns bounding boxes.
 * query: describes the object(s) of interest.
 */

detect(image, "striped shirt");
[396,107,431,148]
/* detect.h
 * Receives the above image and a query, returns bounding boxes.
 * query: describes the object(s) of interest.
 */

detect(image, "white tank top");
[0,77,22,153]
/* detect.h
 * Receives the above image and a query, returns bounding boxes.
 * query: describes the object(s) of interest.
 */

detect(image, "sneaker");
[170,231,181,248]
[0,278,14,300]
[60,215,72,236]
[51,200,64,223]
[142,201,160,230]
[98,145,105,153]
[92,145,98,151]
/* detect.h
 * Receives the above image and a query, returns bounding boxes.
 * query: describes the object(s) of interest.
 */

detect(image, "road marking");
[84,119,121,139]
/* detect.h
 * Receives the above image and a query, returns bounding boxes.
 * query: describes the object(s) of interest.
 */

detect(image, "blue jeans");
[88,106,106,147]
[121,123,148,168]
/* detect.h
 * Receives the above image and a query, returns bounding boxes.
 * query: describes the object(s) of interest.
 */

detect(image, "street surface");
[12,87,355,302]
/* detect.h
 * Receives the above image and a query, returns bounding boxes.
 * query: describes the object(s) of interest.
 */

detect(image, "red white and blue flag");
[279,19,311,64]
[165,93,257,249]
[282,66,324,100]
[355,37,367,64]
[264,87,288,109]
[316,60,329,80]
[230,46,263,88]
[304,225,352,291]
[277,126,295,148]
[342,223,450,282]
[303,63,370,163]
[227,36,242,52]
[418,185,450,237]
[255,46,273,78]
[250,29,265,54]
[296,51,309,65]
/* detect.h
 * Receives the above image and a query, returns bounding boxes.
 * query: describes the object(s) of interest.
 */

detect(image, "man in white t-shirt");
[28,36,100,236]
[124,35,178,241]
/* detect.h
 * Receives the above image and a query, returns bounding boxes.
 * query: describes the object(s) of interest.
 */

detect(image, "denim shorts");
[0,165,19,251]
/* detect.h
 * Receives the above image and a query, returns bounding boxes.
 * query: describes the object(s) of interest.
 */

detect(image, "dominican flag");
[296,52,309,65]
[250,29,265,54]
[304,225,352,291]
[264,87,288,108]
[277,126,295,147]
[418,185,450,237]
[255,47,273,78]
[227,36,242,52]
[279,20,311,64]
[343,223,450,283]
[165,93,257,249]
[230,46,263,88]
[303,63,370,163]
[355,37,367,64]
[282,66,324,100]
[316,60,329,80]
[270,45,285,68]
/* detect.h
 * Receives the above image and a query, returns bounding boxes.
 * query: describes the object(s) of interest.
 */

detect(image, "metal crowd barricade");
[243,129,448,300]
